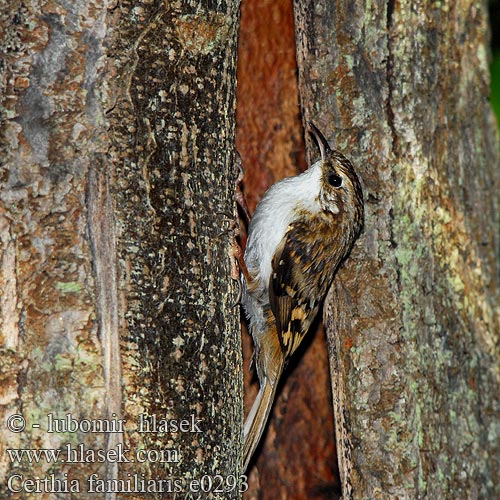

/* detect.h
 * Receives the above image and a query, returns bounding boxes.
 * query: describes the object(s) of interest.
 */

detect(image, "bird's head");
[307,122,364,229]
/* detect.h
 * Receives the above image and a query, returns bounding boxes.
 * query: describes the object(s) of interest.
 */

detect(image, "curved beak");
[306,121,331,162]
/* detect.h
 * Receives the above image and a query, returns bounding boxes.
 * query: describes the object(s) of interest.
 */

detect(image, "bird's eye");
[327,172,343,187]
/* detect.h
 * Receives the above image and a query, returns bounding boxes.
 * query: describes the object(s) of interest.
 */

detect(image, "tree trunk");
[295,1,500,498]
[1,0,242,498]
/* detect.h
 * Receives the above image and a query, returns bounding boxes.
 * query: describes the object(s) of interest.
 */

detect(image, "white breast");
[244,160,323,290]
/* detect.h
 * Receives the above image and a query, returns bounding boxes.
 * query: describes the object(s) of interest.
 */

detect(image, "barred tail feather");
[242,378,279,473]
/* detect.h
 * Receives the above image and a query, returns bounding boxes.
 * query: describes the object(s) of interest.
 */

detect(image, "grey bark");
[1,0,242,499]
[295,1,500,499]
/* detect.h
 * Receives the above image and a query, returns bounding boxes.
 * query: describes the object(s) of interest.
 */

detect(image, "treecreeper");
[239,122,364,472]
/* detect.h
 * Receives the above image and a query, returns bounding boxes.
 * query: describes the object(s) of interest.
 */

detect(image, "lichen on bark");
[106,0,243,494]
[0,0,112,495]
[295,0,500,498]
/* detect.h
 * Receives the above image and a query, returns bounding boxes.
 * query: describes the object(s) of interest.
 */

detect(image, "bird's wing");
[268,221,322,358]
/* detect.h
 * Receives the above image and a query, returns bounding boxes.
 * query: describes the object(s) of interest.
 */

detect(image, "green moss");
[55,281,82,293]
[53,353,74,371]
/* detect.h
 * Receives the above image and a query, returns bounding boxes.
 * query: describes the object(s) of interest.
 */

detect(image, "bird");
[240,122,364,473]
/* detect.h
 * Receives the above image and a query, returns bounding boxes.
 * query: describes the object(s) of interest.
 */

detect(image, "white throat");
[244,160,323,288]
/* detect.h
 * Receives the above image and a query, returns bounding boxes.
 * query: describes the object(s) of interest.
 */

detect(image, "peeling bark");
[0,0,111,496]
[295,1,500,498]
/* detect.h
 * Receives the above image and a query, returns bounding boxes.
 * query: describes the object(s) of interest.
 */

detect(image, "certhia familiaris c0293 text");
[240,123,364,472]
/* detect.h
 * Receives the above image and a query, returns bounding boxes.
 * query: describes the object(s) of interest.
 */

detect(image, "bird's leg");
[230,152,254,305]
[234,151,251,228]
[231,237,252,286]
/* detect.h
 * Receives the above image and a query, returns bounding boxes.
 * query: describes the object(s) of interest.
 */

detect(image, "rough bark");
[0,0,111,497]
[107,0,243,496]
[1,0,242,498]
[295,1,500,499]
